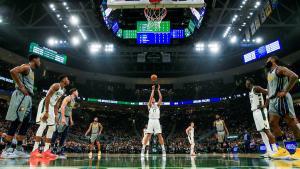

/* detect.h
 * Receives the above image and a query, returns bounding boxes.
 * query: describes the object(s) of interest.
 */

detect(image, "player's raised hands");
[152,85,155,91]
[157,84,160,91]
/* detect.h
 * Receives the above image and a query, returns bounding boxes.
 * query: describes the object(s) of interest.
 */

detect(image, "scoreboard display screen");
[137,21,170,32]
[29,42,67,65]
[243,40,281,64]
[185,28,191,37]
[112,22,119,34]
[171,29,184,39]
[116,29,122,38]
[136,21,170,45]
[137,33,171,44]
[123,30,137,39]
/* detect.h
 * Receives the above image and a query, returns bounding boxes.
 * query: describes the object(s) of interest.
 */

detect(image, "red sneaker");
[42,150,58,159]
[30,149,43,158]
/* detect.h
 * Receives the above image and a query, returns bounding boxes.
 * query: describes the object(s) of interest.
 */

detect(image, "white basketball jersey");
[148,103,160,119]
[48,84,65,106]
[249,87,264,111]
[188,127,194,138]
[215,120,224,132]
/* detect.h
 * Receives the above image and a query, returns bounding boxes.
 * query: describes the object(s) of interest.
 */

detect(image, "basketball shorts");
[36,98,56,126]
[253,108,270,131]
[6,89,32,122]
[90,134,100,143]
[217,131,225,143]
[146,119,162,134]
[188,136,194,145]
[269,93,295,118]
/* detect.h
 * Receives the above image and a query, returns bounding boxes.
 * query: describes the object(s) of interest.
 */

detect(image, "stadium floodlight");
[79,29,87,40]
[0,16,2,23]
[104,44,114,52]
[208,42,220,53]
[69,15,80,26]
[249,12,253,16]
[223,26,231,38]
[56,14,60,18]
[47,37,58,46]
[63,2,67,6]
[195,43,205,51]
[89,42,102,54]
[229,35,237,44]
[49,4,55,9]
[255,37,263,44]
[71,36,81,46]
[66,6,69,10]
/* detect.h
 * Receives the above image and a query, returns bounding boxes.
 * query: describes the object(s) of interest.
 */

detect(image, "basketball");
[151,74,158,81]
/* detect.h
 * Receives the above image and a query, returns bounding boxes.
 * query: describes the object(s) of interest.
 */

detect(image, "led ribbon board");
[243,40,281,64]
[87,97,222,106]
[29,42,67,65]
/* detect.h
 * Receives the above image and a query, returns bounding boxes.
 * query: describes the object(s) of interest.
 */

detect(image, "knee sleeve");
[46,125,56,139]
[36,123,47,137]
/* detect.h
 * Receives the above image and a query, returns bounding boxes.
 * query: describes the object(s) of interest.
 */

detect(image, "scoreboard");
[136,21,171,45]
[137,21,170,32]
[171,29,184,39]
[29,42,67,65]
[243,40,281,64]
[137,33,171,44]
[123,30,137,39]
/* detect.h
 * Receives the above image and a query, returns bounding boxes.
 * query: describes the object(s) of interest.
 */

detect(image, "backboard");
[107,0,205,9]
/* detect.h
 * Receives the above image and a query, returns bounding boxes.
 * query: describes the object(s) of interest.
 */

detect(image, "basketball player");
[213,114,229,144]
[245,78,278,157]
[0,54,40,159]
[141,84,166,157]
[143,124,150,155]
[30,75,70,158]
[85,117,103,158]
[186,122,196,156]
[264,56,300,159]
[51,88,78,156]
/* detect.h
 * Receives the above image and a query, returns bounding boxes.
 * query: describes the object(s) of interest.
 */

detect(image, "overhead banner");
[264,0,272,17]
[250,22,256,35]
[260,8,267,23]
[255,15,261,30]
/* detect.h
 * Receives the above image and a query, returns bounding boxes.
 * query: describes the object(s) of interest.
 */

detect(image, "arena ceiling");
[0,0,299,77]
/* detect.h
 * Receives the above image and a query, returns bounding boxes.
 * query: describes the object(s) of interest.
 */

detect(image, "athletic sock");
[276,135,287,148]
[260,132,272,153]
[44,143,50,151]
[271,144,278,152]
[161,145,165,151]
[33,142,40,151]
[142,145,146,150]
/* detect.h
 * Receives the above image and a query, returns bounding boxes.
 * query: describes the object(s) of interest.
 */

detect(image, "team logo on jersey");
[267,74,275,82]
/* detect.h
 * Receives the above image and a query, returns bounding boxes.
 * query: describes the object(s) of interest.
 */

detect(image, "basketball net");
[144,0,167,30]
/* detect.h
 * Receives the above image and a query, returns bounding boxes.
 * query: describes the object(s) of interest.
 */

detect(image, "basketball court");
[2,153,299,168]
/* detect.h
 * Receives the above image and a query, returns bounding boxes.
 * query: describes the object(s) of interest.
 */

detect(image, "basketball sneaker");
[42,150,58,158]
[270,147,291,159]
[291,148,300,160]
[1,148,18,159]
[30,149,43,158]
[14,147,30,158]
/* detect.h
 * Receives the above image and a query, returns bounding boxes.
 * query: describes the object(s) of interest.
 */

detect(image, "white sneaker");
[1,148,18,159]
[14,147,30,158]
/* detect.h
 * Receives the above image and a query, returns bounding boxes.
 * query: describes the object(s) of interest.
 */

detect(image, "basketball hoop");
[144,0,167,30]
